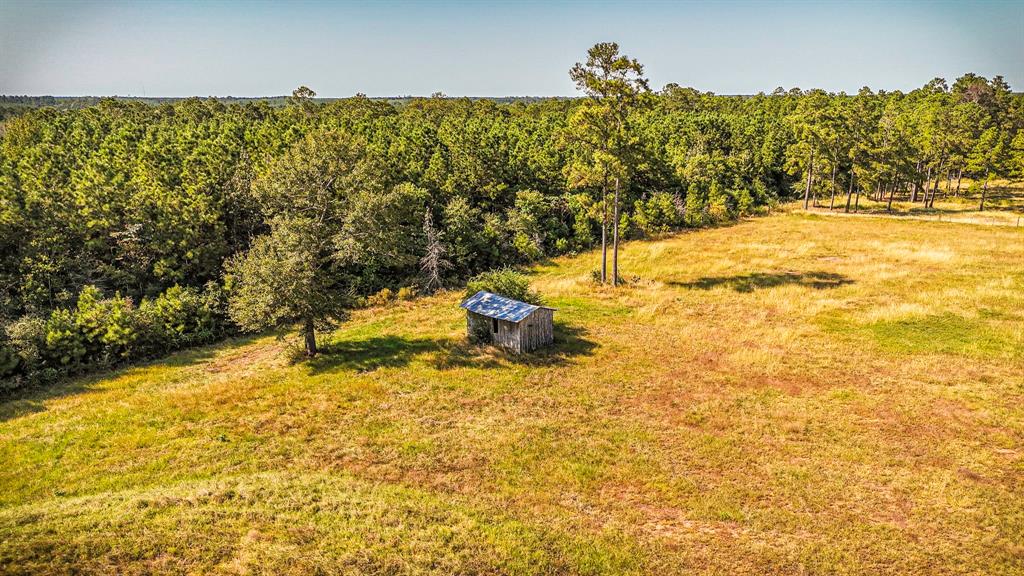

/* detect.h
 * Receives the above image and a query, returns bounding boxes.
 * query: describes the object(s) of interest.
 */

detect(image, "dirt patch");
[205,341,288,376]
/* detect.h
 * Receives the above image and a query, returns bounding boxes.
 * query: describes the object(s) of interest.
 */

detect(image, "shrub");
[66,287,139,363]
[6,316,46,376]
[397,286,416,301]
[98,296,137,360]
[507,189,556,261]
[71,286,107,358]
[199,281,228,334]
[618,211,633,240]
[44,308,86,368]
[141,285,219,350]
[1,283,231,389]
[367,288,394,307]
[465,268,542,305]
[512,231,543,262]
[468,317,492,344]
[0,337,18,380]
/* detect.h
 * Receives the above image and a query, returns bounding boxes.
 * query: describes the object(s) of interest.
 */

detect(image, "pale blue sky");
[1,0,1021,97]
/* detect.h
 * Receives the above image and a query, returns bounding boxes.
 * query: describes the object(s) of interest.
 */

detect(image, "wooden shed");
[460,291,555,353]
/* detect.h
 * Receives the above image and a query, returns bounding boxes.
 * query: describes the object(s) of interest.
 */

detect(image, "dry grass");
[801,179,1024,227]
[1,212,1022,575]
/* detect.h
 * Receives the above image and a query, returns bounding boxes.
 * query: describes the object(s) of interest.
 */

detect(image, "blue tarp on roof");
[460,291,545,323]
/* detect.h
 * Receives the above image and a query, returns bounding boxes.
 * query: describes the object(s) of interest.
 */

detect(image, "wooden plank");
[466,308,553,353]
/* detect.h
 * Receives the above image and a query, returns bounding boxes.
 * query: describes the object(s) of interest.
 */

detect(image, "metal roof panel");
[459,291,542,323]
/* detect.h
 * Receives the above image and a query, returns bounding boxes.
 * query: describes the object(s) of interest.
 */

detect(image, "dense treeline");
[0,95,557,122]
[1,53,1022,385]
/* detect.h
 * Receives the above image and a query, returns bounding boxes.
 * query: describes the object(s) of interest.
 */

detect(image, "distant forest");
[2,48,1023,384]
[0,95,559,121]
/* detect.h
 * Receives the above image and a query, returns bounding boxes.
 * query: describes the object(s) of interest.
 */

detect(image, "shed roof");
[460,291,552,323]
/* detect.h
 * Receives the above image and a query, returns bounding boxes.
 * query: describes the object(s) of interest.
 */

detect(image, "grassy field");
[804,179,1024,227]
[1,211,1022,575]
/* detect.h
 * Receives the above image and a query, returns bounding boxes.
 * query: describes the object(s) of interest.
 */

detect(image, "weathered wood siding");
[517,308,554,352]
[465,308,554,353]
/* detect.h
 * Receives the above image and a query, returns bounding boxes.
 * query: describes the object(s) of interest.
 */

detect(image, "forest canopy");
[1,64,1022,384]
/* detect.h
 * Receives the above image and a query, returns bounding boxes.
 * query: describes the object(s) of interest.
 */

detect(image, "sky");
[1,0,1022,97]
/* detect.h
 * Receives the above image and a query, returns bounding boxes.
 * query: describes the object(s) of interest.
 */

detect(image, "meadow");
[805,179,1024,227]
[1,209,1022,575]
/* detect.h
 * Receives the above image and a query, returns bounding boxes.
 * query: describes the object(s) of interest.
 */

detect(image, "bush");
[98,296,137,361]
[465,268,542,305]
[1,284,230,390]
[367,288,394,307]
[64,286,139,363]
[397,286,416,301]
[6,316,46,374]
[512,231,543,262]
[0,337,18,380]
[140,285,220,351]
[44,308,87,368]
[618,212,633,240]
[468,317,492,344]
[507,189,557,261]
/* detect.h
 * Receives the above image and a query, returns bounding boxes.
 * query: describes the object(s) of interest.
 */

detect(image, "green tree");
[567,42,649,286]
[226,130,424,356]
[966,127,1008,211]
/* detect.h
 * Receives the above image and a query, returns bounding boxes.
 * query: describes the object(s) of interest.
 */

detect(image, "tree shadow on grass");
[306,322,598,374]
[669,271,853,293]
[0,343,224,424]
[306,335,442,374]
[434,322,598,369]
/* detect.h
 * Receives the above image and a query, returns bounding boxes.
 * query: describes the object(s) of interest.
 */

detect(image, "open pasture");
[1,212,1022,575]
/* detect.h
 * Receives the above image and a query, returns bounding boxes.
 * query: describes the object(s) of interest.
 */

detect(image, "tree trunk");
[955,167,963,196]
[303,318,317,357]
[612,177,620,287]
[911,160,921,202]
[979,170,990,211]
[829,161,838,210]
[803,150,814,210]
[918,164,932,204]
[600,183,607,283]
[844,168,855,213]
[887,175,897,212]
[928,170,941,209]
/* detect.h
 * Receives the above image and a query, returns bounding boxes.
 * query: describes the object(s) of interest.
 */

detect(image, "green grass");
[866,313,1017,356]
[2,212,1023,575]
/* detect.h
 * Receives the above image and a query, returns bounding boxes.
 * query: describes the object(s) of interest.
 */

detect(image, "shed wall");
[467,311,517,350]
[517,308,554,352]
[466,308,553,353]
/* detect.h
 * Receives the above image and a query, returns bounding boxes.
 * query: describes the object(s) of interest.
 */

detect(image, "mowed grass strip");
[1,212,1022,575]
